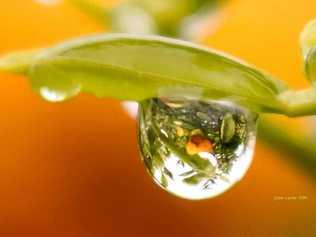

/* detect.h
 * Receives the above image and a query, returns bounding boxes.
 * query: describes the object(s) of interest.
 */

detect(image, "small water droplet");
[29,62,81,102]
[39,87,69,102]
[138,98,257,200]
[38,84,81,102]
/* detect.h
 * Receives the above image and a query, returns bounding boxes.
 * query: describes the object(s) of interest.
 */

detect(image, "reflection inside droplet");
[138,98,257,200]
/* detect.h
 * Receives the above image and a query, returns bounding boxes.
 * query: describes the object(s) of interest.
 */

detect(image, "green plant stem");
[278,88,316,116]
[258,118,316,179]
[69,0,110,26]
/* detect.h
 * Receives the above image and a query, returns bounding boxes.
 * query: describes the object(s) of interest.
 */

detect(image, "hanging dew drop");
[39,86,77,102]
[138,98,258,200]
[29,60,81,102]
[37,84,81,102]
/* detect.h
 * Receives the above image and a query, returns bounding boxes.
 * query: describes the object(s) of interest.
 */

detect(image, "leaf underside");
[1,34,289,113]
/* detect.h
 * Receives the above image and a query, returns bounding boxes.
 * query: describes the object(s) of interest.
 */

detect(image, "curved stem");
[68,0,110,26]
[258,119,316,179]
[278,88,316,117]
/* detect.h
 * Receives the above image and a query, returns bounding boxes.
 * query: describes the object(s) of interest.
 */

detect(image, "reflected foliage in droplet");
[138,98,257,200]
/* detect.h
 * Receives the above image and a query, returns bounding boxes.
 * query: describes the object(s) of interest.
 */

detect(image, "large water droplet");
[138,98,257,200]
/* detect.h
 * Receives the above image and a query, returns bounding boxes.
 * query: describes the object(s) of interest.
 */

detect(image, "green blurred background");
[0,0,315,236]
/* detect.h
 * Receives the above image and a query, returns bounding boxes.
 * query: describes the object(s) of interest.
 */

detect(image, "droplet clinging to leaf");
[138,98,258,200]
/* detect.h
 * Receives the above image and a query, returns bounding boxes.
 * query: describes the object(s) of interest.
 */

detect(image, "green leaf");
[301,19,316,85]
[0,34,288,112]
[0,49,43,74]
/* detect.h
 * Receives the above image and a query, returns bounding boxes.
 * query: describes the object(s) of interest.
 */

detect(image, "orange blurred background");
[0,0,316,236]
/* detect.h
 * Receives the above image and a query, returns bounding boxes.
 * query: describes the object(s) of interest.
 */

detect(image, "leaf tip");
[0,49,42,74]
